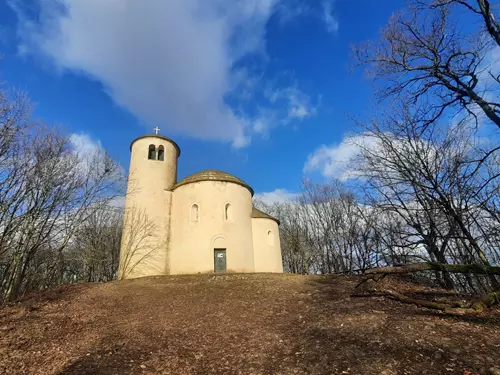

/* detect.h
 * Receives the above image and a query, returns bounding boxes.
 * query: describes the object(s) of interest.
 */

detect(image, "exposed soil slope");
[0,274,499,375]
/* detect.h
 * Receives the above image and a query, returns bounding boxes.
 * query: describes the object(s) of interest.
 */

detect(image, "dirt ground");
[0,273,499,375]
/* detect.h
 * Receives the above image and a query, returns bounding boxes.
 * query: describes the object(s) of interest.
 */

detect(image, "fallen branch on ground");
[470,290,500,311]
[352,262,500,311]
[363,262,500,275]
[352,288,462,311]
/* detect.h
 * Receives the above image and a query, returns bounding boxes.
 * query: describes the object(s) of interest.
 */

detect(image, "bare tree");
[354,0,500,130]
[352,104,500,290]
[118,207,160,280]
[300,179,378,273]
[253,198,321,274]
[350,0,500,296]
[65,207,123,283]
[0,85,125,302]
[254,180,385,275]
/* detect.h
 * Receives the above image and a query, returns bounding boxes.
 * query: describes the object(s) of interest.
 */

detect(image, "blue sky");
[0,0,405,203]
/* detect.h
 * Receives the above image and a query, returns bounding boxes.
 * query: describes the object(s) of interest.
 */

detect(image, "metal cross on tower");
[154,126,160,135]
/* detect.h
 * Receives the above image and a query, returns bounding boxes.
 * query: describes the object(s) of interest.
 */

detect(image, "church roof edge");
[251,207,280,225]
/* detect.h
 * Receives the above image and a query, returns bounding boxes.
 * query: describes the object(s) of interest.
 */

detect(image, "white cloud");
[285,88,317,120]
[69,132,107,176]
[304,134,377,180]
[69,132,126,181]
[252,117,270,135]
[254,188,297,204]
[10,0,316,148]
[265,85,317,121]
[69,132,102,158]
[322,0,339,34]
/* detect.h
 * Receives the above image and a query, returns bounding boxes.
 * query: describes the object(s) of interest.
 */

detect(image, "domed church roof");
[173,170,254,196]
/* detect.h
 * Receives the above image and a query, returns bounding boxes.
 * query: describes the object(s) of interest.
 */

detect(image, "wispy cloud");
[263,84,318,127]
[276,0,339,34]
[275,0,311,25]
[322,0,339,34]
[267,86,318,120]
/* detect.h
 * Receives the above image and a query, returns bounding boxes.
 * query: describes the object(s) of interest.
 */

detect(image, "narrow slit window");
[224,203,233,221]
[158,145,165,161]
[148,144,156,160]
[191,204,199,223]
[267,230,274,246]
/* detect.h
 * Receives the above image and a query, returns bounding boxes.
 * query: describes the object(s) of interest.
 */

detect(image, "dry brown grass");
[0,273,499,375]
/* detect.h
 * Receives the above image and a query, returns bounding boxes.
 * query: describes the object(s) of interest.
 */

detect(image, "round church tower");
[127,133,180,192]
[119,132,180,279]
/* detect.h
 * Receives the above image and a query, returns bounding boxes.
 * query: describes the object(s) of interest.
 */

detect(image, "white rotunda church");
[119,132,283,279]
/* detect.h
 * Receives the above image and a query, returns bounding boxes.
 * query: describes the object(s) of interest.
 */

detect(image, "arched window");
[157,145,165,161]
[148,144,156,160]
[267,230,274,246]
[190,204,199,223]
[224,203,233,221]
